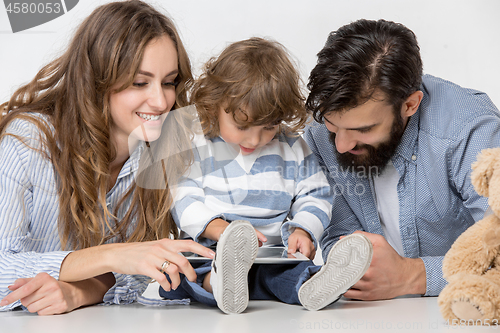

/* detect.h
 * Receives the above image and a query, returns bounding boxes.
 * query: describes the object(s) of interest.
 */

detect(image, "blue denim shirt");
[304,74,500,296]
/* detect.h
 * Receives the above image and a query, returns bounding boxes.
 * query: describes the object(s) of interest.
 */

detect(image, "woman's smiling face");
[109,35,178,149]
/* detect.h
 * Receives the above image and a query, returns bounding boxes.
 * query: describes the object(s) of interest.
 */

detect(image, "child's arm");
[281,137,333,251]
[201,218,230,241]
[287,227,316,259]
[171,144,225,245]
[202,218,267,246]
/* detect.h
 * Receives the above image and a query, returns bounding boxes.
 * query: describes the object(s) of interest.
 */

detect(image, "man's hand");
[342,231,426,300]
[287,228,316,259]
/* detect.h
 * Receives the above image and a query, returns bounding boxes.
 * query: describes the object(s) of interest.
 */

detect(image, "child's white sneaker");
[298,233,373,311]
[210,220,258,314]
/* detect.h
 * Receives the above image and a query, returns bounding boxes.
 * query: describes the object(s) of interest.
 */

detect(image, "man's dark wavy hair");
[306,19,423,122]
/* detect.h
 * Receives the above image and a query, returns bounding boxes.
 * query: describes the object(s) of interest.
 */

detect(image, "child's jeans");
[159,261,321,306]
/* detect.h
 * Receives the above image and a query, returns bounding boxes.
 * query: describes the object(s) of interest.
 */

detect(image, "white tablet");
[182,246,309,264]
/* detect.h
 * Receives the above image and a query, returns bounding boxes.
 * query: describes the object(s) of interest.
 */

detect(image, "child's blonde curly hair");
[191,37,309,138]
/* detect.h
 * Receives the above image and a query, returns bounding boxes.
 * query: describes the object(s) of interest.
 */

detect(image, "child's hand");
[254,229,267,247]
[203,218,267,246]
[287,228,315,260]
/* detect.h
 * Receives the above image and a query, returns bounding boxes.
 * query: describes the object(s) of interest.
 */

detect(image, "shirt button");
[411,155,417,161]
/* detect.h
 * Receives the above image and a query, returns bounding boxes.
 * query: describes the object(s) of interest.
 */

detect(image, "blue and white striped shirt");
[172,133,333,248]
[0,116,185,310]
[304,74,500,296]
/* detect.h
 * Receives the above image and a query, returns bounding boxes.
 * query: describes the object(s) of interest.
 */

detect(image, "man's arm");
[341,107,500,300]
[305,123,428,299]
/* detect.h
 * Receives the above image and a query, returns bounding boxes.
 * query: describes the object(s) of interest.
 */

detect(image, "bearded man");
[304,19,500,300]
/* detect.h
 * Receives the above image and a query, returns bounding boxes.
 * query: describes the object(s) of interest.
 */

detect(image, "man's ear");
[401,90,423,118]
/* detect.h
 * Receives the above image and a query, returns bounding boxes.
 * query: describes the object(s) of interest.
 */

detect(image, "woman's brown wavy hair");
[0,0,193,250]
[191,37,308,138]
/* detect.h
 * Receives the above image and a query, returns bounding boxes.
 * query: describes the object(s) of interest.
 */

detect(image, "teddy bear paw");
[439,274,499,324]
[451,299,485,321]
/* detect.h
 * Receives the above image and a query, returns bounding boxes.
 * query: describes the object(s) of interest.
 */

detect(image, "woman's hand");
[0,239,214,314]
[0,272,114,315]
[107,239,215,291]
[59,239,215,294]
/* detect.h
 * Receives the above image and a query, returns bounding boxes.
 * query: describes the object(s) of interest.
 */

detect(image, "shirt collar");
[394,108,420,163]
[117,142,145,179]
[393,84,427,163]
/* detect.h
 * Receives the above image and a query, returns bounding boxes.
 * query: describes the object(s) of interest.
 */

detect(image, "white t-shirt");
[373,161,405,256]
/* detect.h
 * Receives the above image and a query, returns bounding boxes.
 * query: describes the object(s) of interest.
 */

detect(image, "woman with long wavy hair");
[0,0,214,315]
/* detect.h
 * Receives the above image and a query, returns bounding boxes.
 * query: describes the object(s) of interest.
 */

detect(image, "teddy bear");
[438,147,500,325]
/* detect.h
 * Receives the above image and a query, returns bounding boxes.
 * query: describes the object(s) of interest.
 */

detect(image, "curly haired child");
[161,37,373,314]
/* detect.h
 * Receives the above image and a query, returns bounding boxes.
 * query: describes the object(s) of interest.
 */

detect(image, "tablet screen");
[182,246,309,264]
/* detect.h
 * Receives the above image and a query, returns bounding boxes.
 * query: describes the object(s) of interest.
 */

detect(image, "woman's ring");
[160,260,170,274]
[150,260,171,283]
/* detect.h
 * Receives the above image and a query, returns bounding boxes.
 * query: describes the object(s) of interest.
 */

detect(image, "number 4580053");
[6,2,62,14]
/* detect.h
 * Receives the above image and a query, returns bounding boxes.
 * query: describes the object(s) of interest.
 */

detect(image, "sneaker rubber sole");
[298,233,373,311]
[213,220,258,314]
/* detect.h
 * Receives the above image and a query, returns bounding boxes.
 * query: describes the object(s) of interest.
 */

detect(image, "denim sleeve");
[421,256,446,296]
[450,113,500,219]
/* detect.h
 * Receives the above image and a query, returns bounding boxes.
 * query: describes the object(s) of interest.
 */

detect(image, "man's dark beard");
[329,113,405,177]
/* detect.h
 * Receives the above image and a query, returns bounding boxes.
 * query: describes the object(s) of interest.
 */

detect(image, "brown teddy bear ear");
[471,148,500,198]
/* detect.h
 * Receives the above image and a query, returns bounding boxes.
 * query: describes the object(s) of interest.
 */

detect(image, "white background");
[1,0,499,108]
